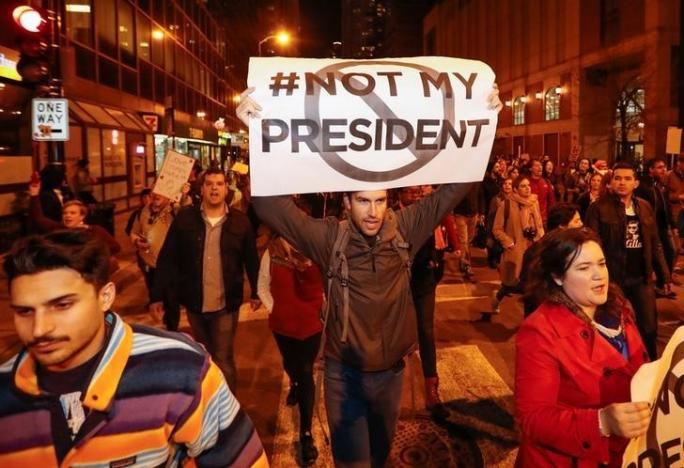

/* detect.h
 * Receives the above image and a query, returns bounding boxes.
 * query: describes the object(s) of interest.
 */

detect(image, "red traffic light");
[13,6,47,33]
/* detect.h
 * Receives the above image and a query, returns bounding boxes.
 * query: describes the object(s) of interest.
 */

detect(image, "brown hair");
[523,227,624,322]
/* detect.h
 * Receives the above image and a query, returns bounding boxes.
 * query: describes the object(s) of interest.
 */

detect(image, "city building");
[342,0,434,59]
[424,0,681,166]
[0,0,244,233]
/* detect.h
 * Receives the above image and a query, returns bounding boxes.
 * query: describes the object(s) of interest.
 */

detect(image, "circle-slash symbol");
[305,60,455,182]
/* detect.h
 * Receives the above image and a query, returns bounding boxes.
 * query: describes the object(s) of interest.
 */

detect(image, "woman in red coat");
[516,228,651,467]
[257,234,324,466]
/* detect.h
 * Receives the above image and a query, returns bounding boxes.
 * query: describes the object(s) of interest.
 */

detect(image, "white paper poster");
[247,56,498,196]
[622,327,684,467]
[153,150,195,201]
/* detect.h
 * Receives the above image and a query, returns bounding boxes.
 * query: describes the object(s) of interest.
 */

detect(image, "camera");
[522,226,537,240]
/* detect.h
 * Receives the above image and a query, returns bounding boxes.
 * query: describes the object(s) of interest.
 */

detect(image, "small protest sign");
[153,150,195,201]
[622,326,684,468]
[247,57,498,196]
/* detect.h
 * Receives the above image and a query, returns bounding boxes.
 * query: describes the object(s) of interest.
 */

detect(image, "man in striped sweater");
[0,230,267,467]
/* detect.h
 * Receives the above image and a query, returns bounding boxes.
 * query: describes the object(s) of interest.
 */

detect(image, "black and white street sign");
[32,98,69,141]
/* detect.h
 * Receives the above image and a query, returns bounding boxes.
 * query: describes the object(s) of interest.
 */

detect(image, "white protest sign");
[247,57,498,196]
[666,127,682,155]
[153,150,195,201]
[32,98,69,141]
[622,326,684,468]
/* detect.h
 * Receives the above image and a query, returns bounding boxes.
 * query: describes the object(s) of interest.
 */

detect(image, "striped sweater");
[0,311,268,467]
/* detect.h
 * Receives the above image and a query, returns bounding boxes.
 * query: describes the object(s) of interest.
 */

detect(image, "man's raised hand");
[236,87,262,126]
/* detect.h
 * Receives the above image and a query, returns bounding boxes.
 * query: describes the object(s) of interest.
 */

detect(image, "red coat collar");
[534,301,648,372]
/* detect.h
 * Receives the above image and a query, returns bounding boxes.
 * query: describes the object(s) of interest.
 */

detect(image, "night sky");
[297,0,342,58]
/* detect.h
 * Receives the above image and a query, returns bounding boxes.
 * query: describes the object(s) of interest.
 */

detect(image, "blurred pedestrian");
[39,165,73,222]
[516,228,650,467]
[130,192,178,330]
[520,203,583,316]
[565,157,592,203]
[666,155,684,260]
[399,186,460,417]
[486,177,513,269]
[487,175,544,319]
[453,183,484,282]
[576,172,604,221]
[529,159,556,227]
[28,179,120,257]
[73,159,98,205]
[636,157,678,294]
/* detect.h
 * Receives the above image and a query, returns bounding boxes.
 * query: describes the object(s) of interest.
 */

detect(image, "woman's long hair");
[523,227,625,322]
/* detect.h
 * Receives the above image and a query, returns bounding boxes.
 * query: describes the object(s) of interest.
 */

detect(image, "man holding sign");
[239,56,502,467]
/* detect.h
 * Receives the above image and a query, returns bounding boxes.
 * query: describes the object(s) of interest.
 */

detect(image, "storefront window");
[102,129,127,176]
[65,0,93,46]
[118,0,135,67]
[87,128,103,200]
[105,181,128,199]
[96,0,117,57]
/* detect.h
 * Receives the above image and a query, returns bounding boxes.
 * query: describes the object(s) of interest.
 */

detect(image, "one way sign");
[32,98,69,142]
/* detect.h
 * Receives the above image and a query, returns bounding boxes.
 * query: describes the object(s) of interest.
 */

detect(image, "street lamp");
[258,31,290,56]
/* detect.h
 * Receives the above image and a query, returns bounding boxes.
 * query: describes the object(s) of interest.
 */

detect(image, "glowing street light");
[258,31,291,56]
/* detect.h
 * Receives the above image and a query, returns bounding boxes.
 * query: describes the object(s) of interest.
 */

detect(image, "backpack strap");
[390,228,412,280]
[323,220,351,342]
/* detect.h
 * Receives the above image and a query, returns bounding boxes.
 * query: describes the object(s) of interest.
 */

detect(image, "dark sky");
[297,0,342,58]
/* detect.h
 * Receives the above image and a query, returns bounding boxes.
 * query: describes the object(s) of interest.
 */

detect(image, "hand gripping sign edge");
[301,60,458,183]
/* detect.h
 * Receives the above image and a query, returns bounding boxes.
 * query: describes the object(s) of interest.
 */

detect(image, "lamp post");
[258,31,290,56]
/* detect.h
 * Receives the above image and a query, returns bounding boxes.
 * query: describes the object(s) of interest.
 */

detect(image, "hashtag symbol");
[269,72,300,96]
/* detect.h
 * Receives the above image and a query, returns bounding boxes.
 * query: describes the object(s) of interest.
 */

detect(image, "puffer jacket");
[252,183,470,371]
[585,193,670,286]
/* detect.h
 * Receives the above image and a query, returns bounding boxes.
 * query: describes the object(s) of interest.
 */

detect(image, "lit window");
[545,87,561,121]
[513,97,525,125]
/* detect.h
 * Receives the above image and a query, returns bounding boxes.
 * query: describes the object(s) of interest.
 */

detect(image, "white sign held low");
[622,326,684,468]
[32,98,69,142]
[247,56,498,196]
[153,150,195,201]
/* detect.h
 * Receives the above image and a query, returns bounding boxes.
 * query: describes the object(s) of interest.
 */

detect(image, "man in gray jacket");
[238,87,500,467]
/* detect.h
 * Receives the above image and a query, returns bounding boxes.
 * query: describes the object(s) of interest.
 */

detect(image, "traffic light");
[12,5,50,84]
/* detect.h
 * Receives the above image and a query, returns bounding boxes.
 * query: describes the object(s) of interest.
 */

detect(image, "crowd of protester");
[1,85,680,467]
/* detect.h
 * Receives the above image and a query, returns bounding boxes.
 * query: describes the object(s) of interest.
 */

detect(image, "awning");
[68,99,153,133]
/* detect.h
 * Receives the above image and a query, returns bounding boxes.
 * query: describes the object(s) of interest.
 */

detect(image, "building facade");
[0,0,245,228]
[424,0,681,166]
[342,0,434,59]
